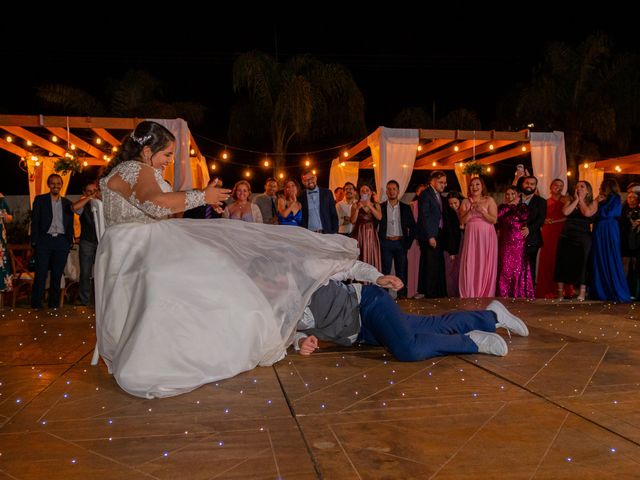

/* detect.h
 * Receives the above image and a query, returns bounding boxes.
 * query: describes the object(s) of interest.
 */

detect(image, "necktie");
[205,204,214,219]
[271,197,277,217]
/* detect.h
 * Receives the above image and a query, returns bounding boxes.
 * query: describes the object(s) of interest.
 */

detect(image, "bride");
[95,121,358,398]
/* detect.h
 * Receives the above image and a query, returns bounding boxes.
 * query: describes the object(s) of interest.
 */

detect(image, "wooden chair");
[7,244,35,308]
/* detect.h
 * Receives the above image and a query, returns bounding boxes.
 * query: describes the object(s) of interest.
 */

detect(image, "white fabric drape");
[367,127,419,201]
[151,118,192,191]
[329,157,359,192]
[579,163,605,193]
[454,163,470,197]
[530,131,568,198]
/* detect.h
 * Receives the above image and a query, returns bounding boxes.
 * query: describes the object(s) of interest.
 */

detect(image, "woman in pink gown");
[351,184,382,270]
[496,188,534,298]
[459,177,498,298]
[536,179,569,298]
[406,184,426,298]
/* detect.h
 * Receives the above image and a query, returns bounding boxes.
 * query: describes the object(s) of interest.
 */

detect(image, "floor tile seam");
[458,355,640,448]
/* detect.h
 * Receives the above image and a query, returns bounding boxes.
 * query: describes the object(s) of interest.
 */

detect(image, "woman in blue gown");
[277,179,303,226]
[590,179,631,302]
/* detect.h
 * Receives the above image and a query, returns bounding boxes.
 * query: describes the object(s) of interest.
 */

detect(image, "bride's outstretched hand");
[204,182,231,206]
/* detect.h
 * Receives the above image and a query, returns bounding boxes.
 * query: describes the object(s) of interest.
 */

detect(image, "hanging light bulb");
[222,148,229,160]
[489,144,494,150]
[278,172,284,179]
[583,163,589,169]
[190,148,196,156]
[26,140,32,146]
[486,166,492,173]
[566,171,572,177]
[342,151,349,158]
[95,138,102,145]
[417,145,423,152]
[83,160,89,167]
[52,135,58,142]
[244,170,252,178]
[305,159,311,167]
[453,145,459,152]
[521,145,527,152]
[6,136,12,143]
[211,163,217,171]
[263,159,270,167]
[311,169,317,175]
[615,165,622,173]
[112,146,118,152]
[340,162,346,167]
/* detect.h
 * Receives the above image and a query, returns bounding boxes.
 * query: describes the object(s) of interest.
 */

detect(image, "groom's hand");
[376,275,404,291]
[298,335,318,356]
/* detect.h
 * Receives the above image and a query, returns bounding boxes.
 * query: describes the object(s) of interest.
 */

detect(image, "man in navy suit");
[417,171,448,298]
[300,171,339,234]
[183,177,225,219]
[31,174,74,309]
[378,180,415,298]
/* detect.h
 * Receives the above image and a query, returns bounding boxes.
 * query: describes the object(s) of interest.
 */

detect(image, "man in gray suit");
[253,178,279,224]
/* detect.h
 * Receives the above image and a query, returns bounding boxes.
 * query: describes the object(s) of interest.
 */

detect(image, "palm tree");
[229,51,366,173]
[392,107,430,128]
[513,33,640,168]
[37,69,205,125]
[438,108,481,130]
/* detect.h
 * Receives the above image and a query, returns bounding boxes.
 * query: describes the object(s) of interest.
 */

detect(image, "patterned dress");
[496,203,534,298]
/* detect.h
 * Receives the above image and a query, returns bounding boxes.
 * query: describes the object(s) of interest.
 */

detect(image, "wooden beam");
[0,137,29,157]
[473,144,529,165]
[359,156,373,168]
[46,127,107,159]
[345,133,372,159]
[419,129,529,142]
[92,128,122,146]
[0,114,140,129]
[415,139,455,159]
[2,126,67,157]
[440,140,517,167]
[414,140,487,169]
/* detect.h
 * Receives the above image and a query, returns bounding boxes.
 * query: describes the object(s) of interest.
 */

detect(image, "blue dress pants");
[358,285,497,361]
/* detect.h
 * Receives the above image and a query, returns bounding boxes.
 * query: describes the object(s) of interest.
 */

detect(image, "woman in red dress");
[536,179,570,298]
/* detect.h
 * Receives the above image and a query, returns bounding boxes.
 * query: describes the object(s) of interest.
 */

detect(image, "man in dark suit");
[300,171,338,234]
[183,177,224,219]
[520,175,547,287]
[417,171,448,298]
[31,174,74,309]
[378,180,415,298]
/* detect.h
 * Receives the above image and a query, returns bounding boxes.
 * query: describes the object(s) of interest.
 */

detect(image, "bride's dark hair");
[102,121,175,177]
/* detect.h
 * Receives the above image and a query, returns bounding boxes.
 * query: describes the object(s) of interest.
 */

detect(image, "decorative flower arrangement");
[53,153,83,175]
[461,162,484,176]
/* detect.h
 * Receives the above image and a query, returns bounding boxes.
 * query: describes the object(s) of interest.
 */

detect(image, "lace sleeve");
[107,162,207,218]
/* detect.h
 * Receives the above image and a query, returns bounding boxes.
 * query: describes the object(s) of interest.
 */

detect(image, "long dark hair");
[102,121,175,177]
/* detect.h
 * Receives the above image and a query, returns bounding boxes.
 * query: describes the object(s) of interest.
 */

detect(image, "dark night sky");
[1,13,637,193]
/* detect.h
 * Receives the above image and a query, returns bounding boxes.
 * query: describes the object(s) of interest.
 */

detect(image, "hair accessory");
[130,133,152,145]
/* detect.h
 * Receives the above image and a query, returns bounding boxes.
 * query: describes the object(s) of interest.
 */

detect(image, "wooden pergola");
[592,152,640,174]
[0,114,207,170]
[343,128,531,169]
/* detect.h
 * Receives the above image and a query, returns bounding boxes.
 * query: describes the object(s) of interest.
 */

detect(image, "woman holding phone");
[351,184,382,270]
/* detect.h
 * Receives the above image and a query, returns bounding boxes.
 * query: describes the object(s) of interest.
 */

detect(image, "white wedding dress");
[95,161,358,398]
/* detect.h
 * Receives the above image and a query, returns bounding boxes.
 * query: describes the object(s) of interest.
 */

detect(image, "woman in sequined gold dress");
[95,121,358,398]
[496,187,533,298]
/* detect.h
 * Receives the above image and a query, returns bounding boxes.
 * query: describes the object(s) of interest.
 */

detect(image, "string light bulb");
[190,148,195,156]
[70,144,76,150]
[52,135,58,142]
[340,162,346,167]
[244,170,252,178]
[567,171,572,177]
[417,145,423,152]
[486,166,492,172]
[112,146,118,152]
[432,161,437,167]
[222,149,229,160]
[211,163,217,171]
[615,165,622,173]
[489,144,494,150]
[263,159,270,167]
[583,163,589,169]
[83,160,88,167]
[521,145,527,152]
[454,145,459,152]
[278,172,284,179]
[305,159,311,167]
[95,138,102,145]
[342,151,349,158]
[26,140,32,146]
[6,136,12,143]
[311,169,317,175]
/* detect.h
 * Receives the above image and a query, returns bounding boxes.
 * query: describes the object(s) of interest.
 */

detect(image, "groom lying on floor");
[292,261,528,359]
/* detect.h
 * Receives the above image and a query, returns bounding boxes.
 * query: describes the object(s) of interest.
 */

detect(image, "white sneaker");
[466,330,508,356]
[413,293,425,299]
[486,300,529,337]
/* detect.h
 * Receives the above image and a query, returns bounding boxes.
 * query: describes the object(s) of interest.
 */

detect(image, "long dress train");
[96,161,358,398]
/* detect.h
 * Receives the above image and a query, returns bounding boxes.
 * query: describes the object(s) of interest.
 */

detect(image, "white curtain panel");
[454,163,470,198]
[578,163,605,194]
[530,131,568,198]
[367,127,419,202]
[151,118,192,191]
[329,157,360,192]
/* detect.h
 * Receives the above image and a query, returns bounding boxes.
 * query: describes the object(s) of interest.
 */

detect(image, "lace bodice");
[101,161,206,227]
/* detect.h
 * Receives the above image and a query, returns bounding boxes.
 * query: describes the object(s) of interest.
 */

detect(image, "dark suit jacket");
[378,201,416,250]
[31,193,74,247]
[417,186,444,241]
[525,194,547,248]
[183,204,223,219]
[300,187,339,234]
